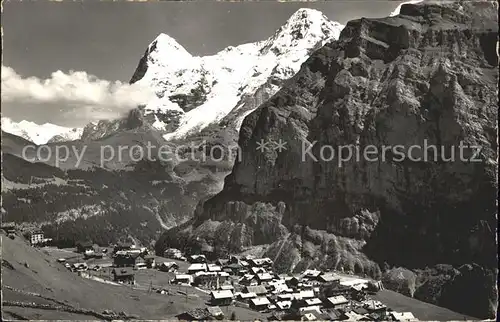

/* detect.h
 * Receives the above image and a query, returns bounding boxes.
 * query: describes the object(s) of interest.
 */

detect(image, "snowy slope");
[390,0,424,16]
[1,117,83,145]
[131,8,345,141]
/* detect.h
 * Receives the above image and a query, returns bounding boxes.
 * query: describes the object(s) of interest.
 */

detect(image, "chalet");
[237,292,257,301]
[75,240,93,253]
[318,273,339,283]
[326,295,349,309]
[363,300,386,312]
[113,253,137,267]
[164,248,182,259]
[390,312,418,321]
[285,276,301,288]
[135,256,147,270]
[249,257,273,268]
[240,274,258,286]
[174,274,193,284]
[207,264,222,272]
[302,269,322,280]
[304,298,323,307]
[250,267,266,275]
[1,222,16,232]
[364,311,390,321]
[321,282,353,297]
[276,300,292,310]
[193,272,229,288]
[301,312,318,321]
[210,290,233,306]
[321,309,346,321]
[29,230,45,246]
[295,290,315,300]
[188,263,207,274]
[113,242,133,253]
[158,262,179,272]
[112,267,135,284]
[250,297,271,311]
[188,254,207,263]
[2,223,17,237]
[344,310,365,321]
[176,308,211,321]
[245,285,268,296]
[145,255,156,268]
[206,306,224,319]
[257,272,274,283]
[298,306,322,315]
[220,284,234,291]
[269,283,293,294]
[72,262,88,271]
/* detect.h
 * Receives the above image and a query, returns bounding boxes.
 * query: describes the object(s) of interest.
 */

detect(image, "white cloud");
[1,65,156,113]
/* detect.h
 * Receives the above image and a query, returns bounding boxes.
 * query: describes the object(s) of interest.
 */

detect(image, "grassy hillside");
[1,231,206,319]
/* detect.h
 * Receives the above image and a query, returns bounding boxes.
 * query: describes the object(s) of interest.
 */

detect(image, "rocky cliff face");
[158,1,498,318]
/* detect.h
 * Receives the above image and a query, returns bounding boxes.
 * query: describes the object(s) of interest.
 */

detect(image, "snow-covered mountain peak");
[146,33,192,68]
[260,8,344,56]
[1,117,83,145]
[128,8,345,140]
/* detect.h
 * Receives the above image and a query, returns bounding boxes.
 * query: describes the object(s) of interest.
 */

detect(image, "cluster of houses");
[109,243,156,283]
[59,242,156,285]
[167,252,417,321]
[50,242,418,321]
[1,223,52,246]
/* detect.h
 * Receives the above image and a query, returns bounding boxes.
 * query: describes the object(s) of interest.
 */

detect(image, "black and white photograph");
[1,0,498,321]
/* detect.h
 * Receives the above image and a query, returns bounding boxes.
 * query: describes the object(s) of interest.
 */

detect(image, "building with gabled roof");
[240,273,258,286]
[344,310,366,321]
[257,272,274,282]
[206,306,224,319]
[326,295,349,308]
[390,311,418,321]
[304,298,323,306]
[207,264,222,272]
[158,261,179,272]
[302,269,322,279]
[210,290,233,306]
[174,274,193,284]
[249,257,274,267]
[276,300,292,310]
[112,267,135,284]
[175,308,211,321]
[250,297,271,311]
[188,254,207,263]
[245,285,268,296]
[188,263,207,273]
[318,273,339,283]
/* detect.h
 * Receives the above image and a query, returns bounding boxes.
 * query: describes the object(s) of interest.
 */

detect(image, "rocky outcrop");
[158,1,498,318]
